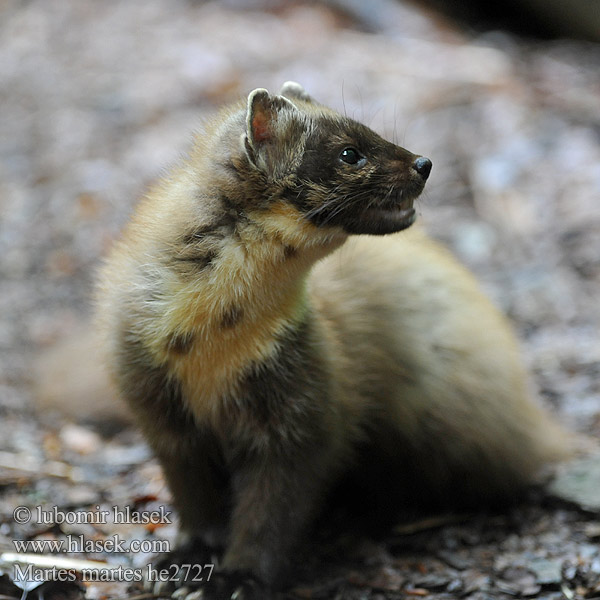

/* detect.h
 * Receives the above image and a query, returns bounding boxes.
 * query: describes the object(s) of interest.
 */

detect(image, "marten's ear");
[279,81,314,103]
[246,88,296,144]
[244,88,298,166]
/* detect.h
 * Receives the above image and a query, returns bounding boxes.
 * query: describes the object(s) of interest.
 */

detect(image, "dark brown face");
[285,117,431,236]
[239,87,431,237]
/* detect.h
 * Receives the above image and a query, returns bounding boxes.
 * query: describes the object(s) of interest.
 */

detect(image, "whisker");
[316,189,376,225]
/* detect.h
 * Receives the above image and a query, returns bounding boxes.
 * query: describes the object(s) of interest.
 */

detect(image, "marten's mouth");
[304,187,422,236]
[356,193,417,234]
[363,206,415,230]
[367,193,416,224]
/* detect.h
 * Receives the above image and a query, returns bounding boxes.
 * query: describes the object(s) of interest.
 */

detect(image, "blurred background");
[0,0,599,595]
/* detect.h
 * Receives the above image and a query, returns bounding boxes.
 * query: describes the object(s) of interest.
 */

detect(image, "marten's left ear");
[245,88,297,154]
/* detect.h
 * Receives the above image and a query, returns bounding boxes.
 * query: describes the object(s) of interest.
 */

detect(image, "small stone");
[59,424,102,455]
[437,549,470,570]
[462,569,491,594]
[585,522,600,540]
[563,563,577,581]
[529,558,563,586]
[497,566,541,597]
[548,454,600,512]
[413,573,452,591]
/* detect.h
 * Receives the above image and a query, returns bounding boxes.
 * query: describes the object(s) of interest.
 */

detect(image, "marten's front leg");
[221,435,336,588]
[154,434,230,551]
[114,331,230,551]
[218,317,340,588]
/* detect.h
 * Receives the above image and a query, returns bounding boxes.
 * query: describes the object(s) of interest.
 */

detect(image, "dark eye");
[339,147,362,165]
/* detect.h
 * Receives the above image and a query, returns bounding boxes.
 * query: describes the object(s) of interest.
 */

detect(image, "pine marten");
[95,82,570,595]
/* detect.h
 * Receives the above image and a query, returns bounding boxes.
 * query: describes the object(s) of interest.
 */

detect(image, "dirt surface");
[1,1,599,599]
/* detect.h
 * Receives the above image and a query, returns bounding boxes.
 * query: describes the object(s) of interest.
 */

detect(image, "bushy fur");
[96,82,570,591]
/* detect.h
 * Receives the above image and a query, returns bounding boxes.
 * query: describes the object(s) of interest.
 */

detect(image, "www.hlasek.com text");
[13,535,170,554]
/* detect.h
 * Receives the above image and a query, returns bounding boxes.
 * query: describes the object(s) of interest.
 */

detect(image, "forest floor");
[0,0,599,598]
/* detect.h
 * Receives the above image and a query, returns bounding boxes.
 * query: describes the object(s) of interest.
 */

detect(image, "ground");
[0,1,599,599]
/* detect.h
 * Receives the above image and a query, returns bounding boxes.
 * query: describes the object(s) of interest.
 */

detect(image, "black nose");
[413,156,432,181]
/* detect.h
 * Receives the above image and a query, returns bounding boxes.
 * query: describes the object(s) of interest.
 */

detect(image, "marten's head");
[195,83,431,253]
[231,82,431,239]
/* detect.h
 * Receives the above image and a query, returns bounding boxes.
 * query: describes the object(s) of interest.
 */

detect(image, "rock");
[529,558,563,586]
[59,424,102,455]
[548,454,600,513]
[497,566,541,596]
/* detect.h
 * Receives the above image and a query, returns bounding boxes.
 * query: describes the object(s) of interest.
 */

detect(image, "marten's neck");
[142,199,345,418]
[164,206,344,333]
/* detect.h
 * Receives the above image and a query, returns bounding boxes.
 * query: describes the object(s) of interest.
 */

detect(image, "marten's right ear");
[244,88,298,166]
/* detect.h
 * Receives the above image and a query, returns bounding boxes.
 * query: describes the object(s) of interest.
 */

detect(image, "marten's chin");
[340,187,421,235]
[341,207,417,235]
[309,188,422,235]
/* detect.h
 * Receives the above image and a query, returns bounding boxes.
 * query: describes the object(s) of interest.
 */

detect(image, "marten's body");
[96,83,568,592]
